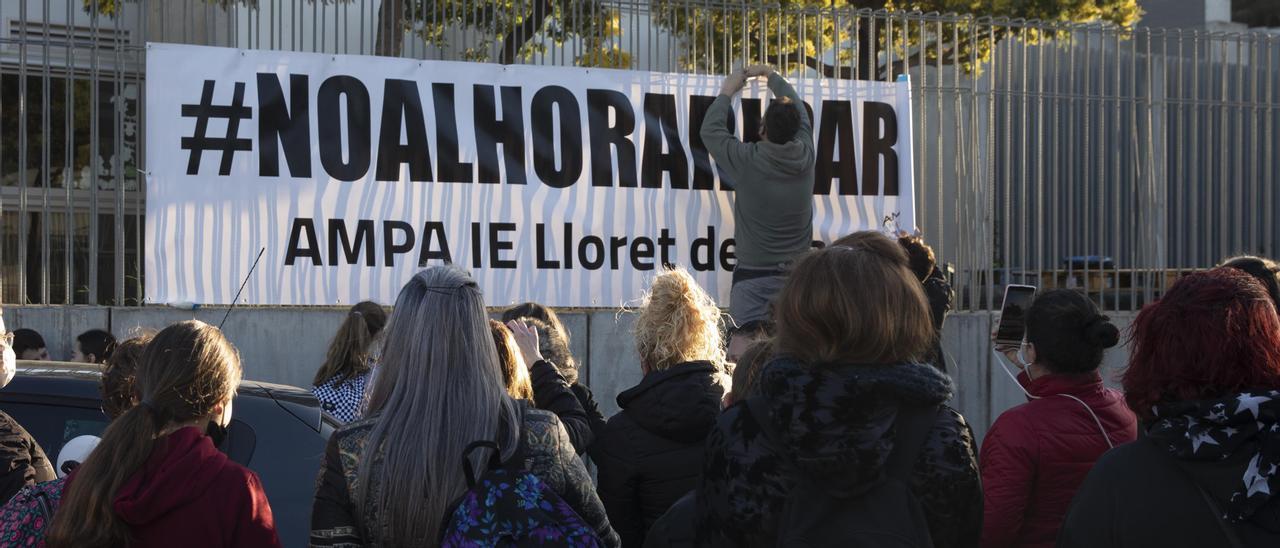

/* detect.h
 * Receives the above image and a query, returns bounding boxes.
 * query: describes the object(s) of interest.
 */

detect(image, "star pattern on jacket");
[1149,390,1280,524]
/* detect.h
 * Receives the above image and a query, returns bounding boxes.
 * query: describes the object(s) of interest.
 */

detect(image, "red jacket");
[67,426,281,548]
[979,371,1137,548]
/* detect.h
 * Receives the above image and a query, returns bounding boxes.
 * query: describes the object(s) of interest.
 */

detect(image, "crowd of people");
[0,66,1278,548]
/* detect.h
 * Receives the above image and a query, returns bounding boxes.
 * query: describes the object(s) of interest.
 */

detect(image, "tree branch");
[500,0,554,64]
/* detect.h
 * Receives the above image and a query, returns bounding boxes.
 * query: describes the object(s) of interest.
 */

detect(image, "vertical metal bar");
[1248,36,1259,254]
[1217,32,1228,259]
[1035,23,1045,290]
[114,4,127,304]
[985,21,996,311]
[40,0,52,305]
[1175,30,1185,272]
[1235,34,1246,253]
[135,1,147,303]
[91,4,103,304]
[1019,26,1029,286]
[17,1,30,303]
[1266,36,1276,257]
[1083,25,1095,306]
[935,19,945,262]
[1105,28,1116,312]
[1049,22,1061,290]
[1000,23,1012,286]
[1065,25,1077,295]
[65,0,77,304]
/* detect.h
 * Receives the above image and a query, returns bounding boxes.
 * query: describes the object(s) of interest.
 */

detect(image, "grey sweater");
[700,73,816,268]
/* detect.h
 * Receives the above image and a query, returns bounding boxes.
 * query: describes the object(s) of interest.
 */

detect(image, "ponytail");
[47,320,241,548]
[314,301,388,386]
[47,406,159,547]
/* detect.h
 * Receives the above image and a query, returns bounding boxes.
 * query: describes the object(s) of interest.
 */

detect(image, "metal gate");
[2,0,1277,309]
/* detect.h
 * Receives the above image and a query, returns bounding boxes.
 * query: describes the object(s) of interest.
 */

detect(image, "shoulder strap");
[460,402,531,487]
[1153,443,1244,548]
[884,406,939,481]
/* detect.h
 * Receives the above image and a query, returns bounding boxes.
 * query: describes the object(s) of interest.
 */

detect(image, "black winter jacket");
[530,359,595,454]
[571,382,609,440]
[1059,434,1280,547]
[696,358,982,548]
[0,410,55,504]
[923,266,953,373]
[591,361,727,548]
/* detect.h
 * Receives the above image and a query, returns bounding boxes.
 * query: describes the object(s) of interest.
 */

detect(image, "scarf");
[1147,390,1280,522]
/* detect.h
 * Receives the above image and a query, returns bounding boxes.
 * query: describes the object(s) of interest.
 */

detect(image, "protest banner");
[145,43,916,306]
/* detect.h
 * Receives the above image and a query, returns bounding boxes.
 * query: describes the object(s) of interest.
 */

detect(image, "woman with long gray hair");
[309,265,619,547]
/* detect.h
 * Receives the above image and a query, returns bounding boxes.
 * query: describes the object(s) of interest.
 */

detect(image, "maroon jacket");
[67,426,281,548]
[979,371,1137,548]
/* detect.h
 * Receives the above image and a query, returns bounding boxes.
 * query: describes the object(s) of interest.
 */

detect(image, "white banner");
[145,43,915,307]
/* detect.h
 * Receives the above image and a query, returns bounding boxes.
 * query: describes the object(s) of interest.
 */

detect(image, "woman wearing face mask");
[983,290,1137,548]
[46,320,281,548]
[0,312,57,504]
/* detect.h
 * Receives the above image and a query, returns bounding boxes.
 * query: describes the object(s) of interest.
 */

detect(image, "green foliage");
[651,0,1143,77]
[392,0,627,65]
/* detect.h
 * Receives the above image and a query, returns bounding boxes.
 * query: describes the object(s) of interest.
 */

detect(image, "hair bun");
[1084,316,1120,349]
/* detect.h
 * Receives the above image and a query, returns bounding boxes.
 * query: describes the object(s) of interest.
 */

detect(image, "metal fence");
[2,0,1278,310]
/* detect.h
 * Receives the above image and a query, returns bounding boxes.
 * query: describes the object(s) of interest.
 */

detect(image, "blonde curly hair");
[634,267,726,372]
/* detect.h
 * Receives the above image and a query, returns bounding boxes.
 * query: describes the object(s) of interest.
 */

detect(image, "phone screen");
[995,285,1037,344]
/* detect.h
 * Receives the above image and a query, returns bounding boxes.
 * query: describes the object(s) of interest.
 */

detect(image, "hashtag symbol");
[181,80,253,176]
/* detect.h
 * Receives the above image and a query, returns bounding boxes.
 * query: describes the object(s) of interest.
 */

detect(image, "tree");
[374,0,630,66]
[649,0,1142,79]
[84,0,630,68]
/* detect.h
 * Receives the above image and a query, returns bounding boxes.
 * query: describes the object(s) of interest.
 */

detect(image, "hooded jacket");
[696,358,982,548]
[980,371,1137,548]
[591,361,727,548]
[72,426,280,548]
[700,74,815,268]
[1059,390,1280,548]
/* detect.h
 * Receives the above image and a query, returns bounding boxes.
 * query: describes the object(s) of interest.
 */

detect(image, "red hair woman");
[1060,268,1280,547]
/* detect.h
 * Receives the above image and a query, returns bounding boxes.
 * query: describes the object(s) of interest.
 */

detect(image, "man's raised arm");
[700,70,752,177]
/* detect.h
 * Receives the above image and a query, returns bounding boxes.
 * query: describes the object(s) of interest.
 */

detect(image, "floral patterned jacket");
[310,406,620,547]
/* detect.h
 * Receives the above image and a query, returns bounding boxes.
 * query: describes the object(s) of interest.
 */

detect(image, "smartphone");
[995,285,1037,345]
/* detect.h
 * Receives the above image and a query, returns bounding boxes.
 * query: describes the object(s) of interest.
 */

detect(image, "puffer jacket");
[591,361,727,548]
[980,371,1137,548]
[696,358,982,548]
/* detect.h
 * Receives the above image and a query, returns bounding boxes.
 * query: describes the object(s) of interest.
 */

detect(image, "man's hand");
[719,70,748,96]
[743,64,774,78]
[507,320,544,368]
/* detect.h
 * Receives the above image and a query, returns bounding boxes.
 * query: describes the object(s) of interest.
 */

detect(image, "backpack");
[0,476,66,548]
[746,398,938,548]
[439,438,604,547]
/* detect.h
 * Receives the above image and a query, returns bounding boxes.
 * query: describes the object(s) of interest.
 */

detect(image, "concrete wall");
[1,306,1137,437]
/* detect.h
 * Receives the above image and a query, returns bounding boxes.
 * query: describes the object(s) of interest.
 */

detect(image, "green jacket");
[700,73,816,268]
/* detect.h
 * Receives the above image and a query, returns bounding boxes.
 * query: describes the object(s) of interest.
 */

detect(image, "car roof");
[14,360,310,398]
[11,361,322,432]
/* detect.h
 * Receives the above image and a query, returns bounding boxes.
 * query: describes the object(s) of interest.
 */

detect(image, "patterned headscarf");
[1148,390,1280,522]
